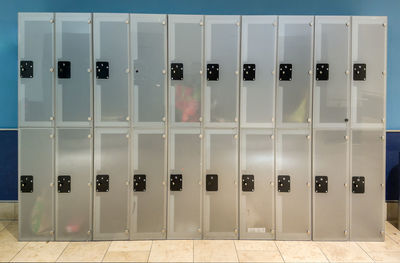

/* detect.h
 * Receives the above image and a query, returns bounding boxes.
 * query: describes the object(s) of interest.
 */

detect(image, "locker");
[55,13,92,127]
[168,129,202,239]
[93,14,130,127]
[168,15,203,127]
[276,130,311,240]
[131,129,166,239]
[312,16,351,240]
[276,16,313,128]
[241,16,277,128]
[18,13,54,127]
[19,128,54,241]
[313,130,349,240]
[240,129,274,239]
[132,14,167,127]
[55,129,92,240]
[204,16,240,128]
[93,128,130,240]
[204,129,238,239]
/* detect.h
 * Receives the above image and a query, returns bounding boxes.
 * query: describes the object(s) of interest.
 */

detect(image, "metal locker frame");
[240,129,275,239]
[18,128,55,241]
[55,128,93,241]
[55,13,93,127]
[93,128,130,240]
[168,128,202,239]
[204,15,240,128]
[18,13,55,128]
[168,15,204,128]
[131,14,168,128]
[203,129,239,239]
[312,16,351,241]
[131,129,167,239]
[350,16,387,241]
[93,13,130,127]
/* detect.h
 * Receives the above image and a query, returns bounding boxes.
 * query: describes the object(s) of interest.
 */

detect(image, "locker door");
[240,129,274,239]
[276,16,313,128]
[276,130,311,240]
[204,129,238,239]
[93,14,130,127]
[132,14,167,128]
[351,17,386,128]
[18,13,54,127]
[168,129,202,239]
[168,15,203,127]
[313,130,349,240]
[19,128,54,241]
[204,16,240,128]
[93,128,130,240]
[131,129,166,239]
[241,16,276,128]
[55,129,92,241]
[55,13,92,127]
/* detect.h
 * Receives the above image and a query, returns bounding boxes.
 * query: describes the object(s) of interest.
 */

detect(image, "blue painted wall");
[0,0,399,200]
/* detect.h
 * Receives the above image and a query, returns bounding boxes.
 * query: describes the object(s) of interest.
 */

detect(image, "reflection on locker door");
[93,128,130,240]
[313,16,351,241]
[18,13,54,127]
[93,14,130,127]
[204,129,238,239]
[131,129,166,239]
[276,16,313,128]
[204,16,240,127]
[313,130,349,240]
[55,13,92,127]
[241,16,276,128]
[240,129,274,239]
[55,129,92,241]
[168,15,203,127]
[19,129,54,241]
[168,129,202,239]
[132,14,167,127]
[276,130,311,240]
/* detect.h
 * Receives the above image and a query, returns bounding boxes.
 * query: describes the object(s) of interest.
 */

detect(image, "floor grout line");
[55,241,70,262]
[355,241,376,263]
[233,240,240,263]
[273,241,285,263]
[100,241,112,262]
[192,239,195,263]
[8,240,29,262]
[315,242,331,263]
[147,240,153,263]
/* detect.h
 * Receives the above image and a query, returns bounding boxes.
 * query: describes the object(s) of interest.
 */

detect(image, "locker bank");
[17,13,386,242]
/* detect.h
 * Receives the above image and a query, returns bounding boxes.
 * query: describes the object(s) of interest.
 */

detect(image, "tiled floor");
[1,221,400,262]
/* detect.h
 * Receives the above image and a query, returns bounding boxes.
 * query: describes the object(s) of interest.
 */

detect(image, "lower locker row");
[18,128,384,241]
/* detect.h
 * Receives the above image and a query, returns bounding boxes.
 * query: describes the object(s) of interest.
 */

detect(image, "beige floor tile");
[0,203,15,220]
[0,222,18,242]
[194,240,238,262]
[275,241,328,263]
[234,241,283,263]
[103,241,151,262]
[234,240,277,251]
[318,242,373,263]
[57,241,110,262]
[358,235,400,253]
[366,251,400,262]
[0,221,10,232]
[385,221,399,234]
[0,241,27,262]
[148,240,193,262]
[11,241,68,262]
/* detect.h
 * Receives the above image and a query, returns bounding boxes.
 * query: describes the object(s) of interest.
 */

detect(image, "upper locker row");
[18,13,386,129]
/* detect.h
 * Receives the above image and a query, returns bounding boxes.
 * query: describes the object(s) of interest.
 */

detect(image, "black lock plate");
[96,61,109,79]
[352,176,365,194]
[279,64,292,81]
[278,175,290,192]
[242,174,254,192]
[243,64,256,81]
[20,61,33,78]
[170,174,183,191]
[96,174,109,192]
[58,175,71,193]
[133,174,146,192]
[206,174,218,191]
[58,61,71,79]
[171,63,183,80]
[316,63,329,81]
[353,63,366,81]
[207,64,219,81]
[315,176,328,193]
[20,175,33,193]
